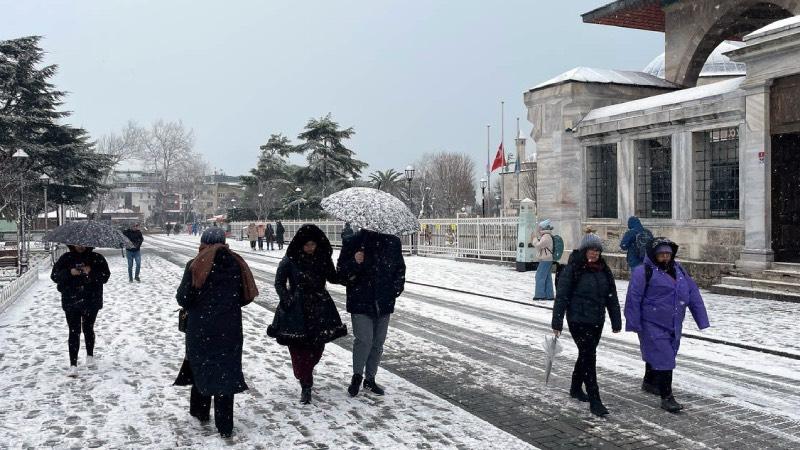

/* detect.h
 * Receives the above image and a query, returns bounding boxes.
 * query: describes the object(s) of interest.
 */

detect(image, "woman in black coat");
[268,224,347,404]
[275,221,285,250]
[174,228,258,438]
[551,234,621,417]
[50,245,111,376]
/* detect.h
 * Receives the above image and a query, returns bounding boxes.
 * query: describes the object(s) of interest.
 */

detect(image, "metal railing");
[0,244,65,315]
[230,217,520,262]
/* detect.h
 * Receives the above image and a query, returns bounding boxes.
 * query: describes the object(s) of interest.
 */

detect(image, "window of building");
[695,127,739,219]
[635,136,672,218]
[586,144,618,218]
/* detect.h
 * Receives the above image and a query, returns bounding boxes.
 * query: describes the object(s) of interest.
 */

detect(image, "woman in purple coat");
[624,237,710,413]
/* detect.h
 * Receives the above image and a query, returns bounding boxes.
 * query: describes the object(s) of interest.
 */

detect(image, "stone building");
[525,1,800,292]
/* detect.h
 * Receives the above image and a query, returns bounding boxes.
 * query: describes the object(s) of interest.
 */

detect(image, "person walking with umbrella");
[551,234,621,417]
[50,245,111,376]
[122,223,144,282]
[625,237,710,413]
[268,225,347,404]
[275,221,285,250]
[173,228,259,438]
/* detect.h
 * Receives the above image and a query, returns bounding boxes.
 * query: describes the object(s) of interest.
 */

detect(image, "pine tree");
[295,113,366,196]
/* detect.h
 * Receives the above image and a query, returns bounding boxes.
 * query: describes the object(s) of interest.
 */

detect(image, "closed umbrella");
[43,220,133,249]
[321,187,420,236]
[542,334,563,384]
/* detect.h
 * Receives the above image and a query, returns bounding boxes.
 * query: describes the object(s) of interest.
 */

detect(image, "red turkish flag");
[490,142,506,172]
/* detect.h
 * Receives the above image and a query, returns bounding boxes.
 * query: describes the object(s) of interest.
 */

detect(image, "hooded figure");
[275,221,286,249]
[552,236,621,417]
[269,224,346,404]
[51,245,111,376]
[624,237,710,413]
[619,216,650,269]
[174,227,258,438]
[265,223,275,250]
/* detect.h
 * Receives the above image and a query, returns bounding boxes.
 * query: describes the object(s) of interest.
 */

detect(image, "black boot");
[589,399,609,417]
[660,396,683,413]
[641,380,660,396]
[569,375,589,402]
[348,374,363,397]
[363,378,385,396]
[300,385,312,404]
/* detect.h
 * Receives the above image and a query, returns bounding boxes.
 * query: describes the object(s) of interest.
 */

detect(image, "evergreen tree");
[295,113,366,196]
[0,36,112,219]
[369,169,406,200]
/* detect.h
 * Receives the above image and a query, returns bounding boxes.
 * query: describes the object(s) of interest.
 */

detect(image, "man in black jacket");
[123,223,144,282]
[337,229,406,397]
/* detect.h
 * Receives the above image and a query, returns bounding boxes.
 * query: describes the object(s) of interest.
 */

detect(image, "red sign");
[758,151,765,162]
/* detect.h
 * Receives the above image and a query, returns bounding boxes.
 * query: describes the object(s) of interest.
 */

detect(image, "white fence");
[230,217,520,262]
[0,245,66,315]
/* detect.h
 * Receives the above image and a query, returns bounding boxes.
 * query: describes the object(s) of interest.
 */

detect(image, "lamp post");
[39,173,50,251]
[494,195,501,217]
[257,192,264,220]
[424,186,431,218]
[12,149,30,275]
[295,187,302,219]
[480,178,487,217]
[404,165,415,254]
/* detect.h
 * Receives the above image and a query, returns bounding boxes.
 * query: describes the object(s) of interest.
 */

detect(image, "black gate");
[771,133,800,263]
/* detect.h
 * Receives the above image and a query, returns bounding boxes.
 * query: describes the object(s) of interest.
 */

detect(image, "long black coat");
[269,225,347,345]
[275,223,285,244]
[51,249,111,312]
[175,249,248,396]
[552,250,622,332]
[337,230,406,316]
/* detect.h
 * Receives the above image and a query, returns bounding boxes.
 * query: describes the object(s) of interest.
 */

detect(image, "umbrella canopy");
[43,220,133,249]
[542,334,563,385]
[321,187,420,236]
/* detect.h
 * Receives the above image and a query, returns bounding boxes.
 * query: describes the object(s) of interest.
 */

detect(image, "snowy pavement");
[142,234,800,449]
[0,250,532,449]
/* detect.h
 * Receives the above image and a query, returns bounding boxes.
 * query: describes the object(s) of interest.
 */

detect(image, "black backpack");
[635,229,654,261]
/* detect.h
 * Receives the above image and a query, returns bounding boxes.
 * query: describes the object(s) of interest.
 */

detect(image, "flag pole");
[501,101,505,218]
[516,117,521,202]
[486,124,491,203]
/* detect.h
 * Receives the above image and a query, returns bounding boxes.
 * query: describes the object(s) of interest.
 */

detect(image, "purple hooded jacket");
[624,238,710,370]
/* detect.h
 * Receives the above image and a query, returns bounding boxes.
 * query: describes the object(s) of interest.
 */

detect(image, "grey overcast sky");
[1,0,664,176]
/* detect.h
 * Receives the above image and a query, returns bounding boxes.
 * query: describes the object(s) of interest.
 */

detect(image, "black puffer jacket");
[122,229,144,251]
[337,230,406,316]
[50,248,111,312]
[269,225,347,345]
[175,249,248,396]
[552,249,622,332]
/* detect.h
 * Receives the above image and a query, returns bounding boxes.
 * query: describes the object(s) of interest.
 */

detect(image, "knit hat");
[655,244,673,255]
[579,233,603,251]
[200,227,226,245]
[538,219,553,231]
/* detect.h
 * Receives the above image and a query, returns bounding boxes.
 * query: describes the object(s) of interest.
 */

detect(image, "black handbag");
[178,308,188,333]
[267,291,308,345]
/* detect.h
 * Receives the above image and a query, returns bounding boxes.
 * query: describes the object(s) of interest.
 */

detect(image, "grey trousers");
[351,313,391,380]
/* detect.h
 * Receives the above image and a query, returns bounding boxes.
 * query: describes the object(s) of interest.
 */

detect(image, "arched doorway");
[771,74,800,262]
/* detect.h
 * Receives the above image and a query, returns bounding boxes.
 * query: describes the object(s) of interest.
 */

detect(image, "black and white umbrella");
[321,187,420,236]
[43,220,133,249]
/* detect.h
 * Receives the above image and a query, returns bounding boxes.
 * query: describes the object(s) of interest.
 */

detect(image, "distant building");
[196,173,246,220]
[107,159,158,224]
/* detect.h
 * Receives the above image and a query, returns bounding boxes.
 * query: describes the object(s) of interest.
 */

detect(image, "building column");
[618,138,635,222]
[737,83,774,271]
[673,131,693,221]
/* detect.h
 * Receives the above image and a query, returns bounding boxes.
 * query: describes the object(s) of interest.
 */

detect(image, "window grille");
[635,136,672,218]
[586,144,618,218]
[695,127,739,219]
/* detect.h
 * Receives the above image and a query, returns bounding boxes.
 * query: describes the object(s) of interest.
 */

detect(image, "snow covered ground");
[0,252,533,449]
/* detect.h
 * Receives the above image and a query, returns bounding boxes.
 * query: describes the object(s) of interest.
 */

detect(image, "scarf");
[190,243,259,302]
[585,260,604,272]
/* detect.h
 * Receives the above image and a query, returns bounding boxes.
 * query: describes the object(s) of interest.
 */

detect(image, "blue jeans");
[126,250,141,280]
[534,260,554,299]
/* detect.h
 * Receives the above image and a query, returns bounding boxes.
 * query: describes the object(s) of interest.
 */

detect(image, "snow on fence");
[230,217,519,262]
[0,245,66,315]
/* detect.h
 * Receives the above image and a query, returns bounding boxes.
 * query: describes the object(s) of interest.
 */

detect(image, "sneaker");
[86,355,95,367]
[67,366,78,378]
[129,277,133,282]
[348,374,363,397]
[363,378,385,396]
[135,277,140,282]
[219,431,233,439]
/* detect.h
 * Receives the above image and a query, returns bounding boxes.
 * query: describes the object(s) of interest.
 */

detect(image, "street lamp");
[12,149,30,275]
[39,174,50,249]
[257,192,264,220]
[404,165,416,254]
[295,187,303,219]
[494,195,501,217]
[479,178,487,217]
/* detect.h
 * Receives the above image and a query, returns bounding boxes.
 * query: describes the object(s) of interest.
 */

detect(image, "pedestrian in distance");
[341,222,354,244]
[246,222,258,251]
[276,221,285,250]
[624,237,710,413]
[266,223,276,251]
[531,219,555,300]
[165,223,173,236]
[122,223,144,282]
[50,245,111,377]
[173,227,258,438]
[552,233,621,417]
[619,216,653,271]
[338,229,406,397]
[268,225,347,404]
[257,223,265,251]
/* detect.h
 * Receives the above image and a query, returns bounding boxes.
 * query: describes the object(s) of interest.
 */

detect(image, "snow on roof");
[530,67,678,91]
[581,77,744,123]
[37,209,87,219]
[644,41,745,78]
[745,15,800,40]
